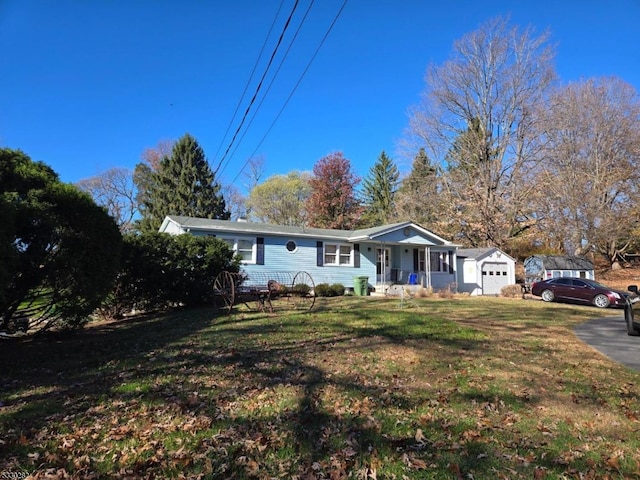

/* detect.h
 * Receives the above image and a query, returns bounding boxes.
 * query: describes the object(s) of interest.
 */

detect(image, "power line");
[230,0,349,186]
[214,0,300,177]
[225,0,316,170]
[211,0,286,167]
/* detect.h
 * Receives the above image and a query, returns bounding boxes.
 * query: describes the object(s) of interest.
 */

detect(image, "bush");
[501,284,524,298]
[315,283,331,297]
[414,286,433,298]
[0,149,122,332]
[99,232,239,318]
[314,283,345,297]
[291,283,312,295]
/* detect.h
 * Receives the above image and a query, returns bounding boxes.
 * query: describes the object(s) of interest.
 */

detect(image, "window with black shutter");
[316,241,323,266]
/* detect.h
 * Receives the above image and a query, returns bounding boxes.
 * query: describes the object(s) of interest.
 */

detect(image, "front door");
[376,248,390,282]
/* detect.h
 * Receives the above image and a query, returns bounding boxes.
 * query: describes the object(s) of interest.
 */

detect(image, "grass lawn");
[1,296,639,479]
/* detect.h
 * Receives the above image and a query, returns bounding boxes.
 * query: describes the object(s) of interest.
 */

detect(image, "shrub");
[292,283,311,295]
[99,232,239,318]
[414,286,433,298]
[314,283,345,297]
[315,283,332,297]
[0,149,122,332]
[501,284,523,298]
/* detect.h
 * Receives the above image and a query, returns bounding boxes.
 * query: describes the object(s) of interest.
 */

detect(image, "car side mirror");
[628,285,638,294]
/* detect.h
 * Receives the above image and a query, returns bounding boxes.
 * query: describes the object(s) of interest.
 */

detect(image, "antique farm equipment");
[213,270,316,314]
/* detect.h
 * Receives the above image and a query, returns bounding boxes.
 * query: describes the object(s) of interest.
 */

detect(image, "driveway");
[574,314,640,371]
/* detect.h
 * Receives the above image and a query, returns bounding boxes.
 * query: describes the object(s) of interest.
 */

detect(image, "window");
[324,243,352,266]
[221,237,255,263]
[429,251,449,272]
[237,239,253,261]
[286,240,297,253]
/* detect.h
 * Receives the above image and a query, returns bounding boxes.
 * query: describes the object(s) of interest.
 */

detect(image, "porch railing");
[389,269,427,286]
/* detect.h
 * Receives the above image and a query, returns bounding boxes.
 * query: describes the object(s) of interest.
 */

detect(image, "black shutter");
[316,241,323,266]
[354,243,360,268]
[448,250,454,274]
[413,249,419,271]
[256,237,264,265]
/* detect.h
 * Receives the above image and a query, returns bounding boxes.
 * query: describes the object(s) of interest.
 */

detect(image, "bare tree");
[406,16,556,248]
[76,167,137,233]
[140,139,174,170]
[222,183,248,220]
[537,77,640,268]
[242,155,265,192]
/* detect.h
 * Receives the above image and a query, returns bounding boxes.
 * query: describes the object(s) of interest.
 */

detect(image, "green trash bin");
[353,276,369,296]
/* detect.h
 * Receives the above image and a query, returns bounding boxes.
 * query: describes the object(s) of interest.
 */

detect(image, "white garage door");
[481,262,510,295]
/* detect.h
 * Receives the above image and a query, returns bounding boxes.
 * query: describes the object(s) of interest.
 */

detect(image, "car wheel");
[593,294,610,308]
[625,304,640,336]
[541,289,554,302]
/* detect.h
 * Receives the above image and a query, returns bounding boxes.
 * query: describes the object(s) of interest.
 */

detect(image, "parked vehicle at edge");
[531,277,629,308]
[624,285,640,336]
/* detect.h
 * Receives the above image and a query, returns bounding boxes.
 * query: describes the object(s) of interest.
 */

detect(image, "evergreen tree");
[136,134,229,233]
[395,148,440,225]
[360,151,399,227]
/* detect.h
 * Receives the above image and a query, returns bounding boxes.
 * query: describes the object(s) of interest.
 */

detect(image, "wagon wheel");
[289,271,316,311]
[213,271,235,314]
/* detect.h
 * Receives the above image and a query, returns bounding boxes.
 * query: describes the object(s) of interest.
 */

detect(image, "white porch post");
[452,250,458,292]
[381,241,386,289]
[425,246,431,288]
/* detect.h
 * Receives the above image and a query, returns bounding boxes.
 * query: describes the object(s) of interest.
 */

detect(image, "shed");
[456,247,516,295]
[524,255,594,288]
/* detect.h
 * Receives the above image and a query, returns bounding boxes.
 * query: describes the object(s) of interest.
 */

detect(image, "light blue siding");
[194,230,377,289]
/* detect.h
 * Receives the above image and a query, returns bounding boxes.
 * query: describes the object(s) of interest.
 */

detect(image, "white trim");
[324,242,353,267]
[220,236,256,264]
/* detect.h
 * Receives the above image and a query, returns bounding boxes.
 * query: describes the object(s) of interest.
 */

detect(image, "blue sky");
[1,1,639,193]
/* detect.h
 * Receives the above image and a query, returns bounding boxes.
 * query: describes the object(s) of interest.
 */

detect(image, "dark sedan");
[531,277,629,308]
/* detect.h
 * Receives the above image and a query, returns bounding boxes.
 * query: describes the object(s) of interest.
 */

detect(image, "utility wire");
[230,0,349,186]
[211,0,286,168]
[225,0,315,170]
[214,0,300,177]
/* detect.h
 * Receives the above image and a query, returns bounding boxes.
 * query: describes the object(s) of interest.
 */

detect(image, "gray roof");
[164,216,410,241]
[534,255,594,270]
[457,248,496,259]
[162,216,455,245]
[457,247,515,262]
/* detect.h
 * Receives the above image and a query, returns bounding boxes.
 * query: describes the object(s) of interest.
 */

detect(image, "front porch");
[371,243,457,296]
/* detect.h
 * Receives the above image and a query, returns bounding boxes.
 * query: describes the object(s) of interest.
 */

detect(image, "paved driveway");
[574,314,640,371]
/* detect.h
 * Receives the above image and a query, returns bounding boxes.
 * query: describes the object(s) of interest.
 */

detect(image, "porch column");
[425,246,431,288]
[381,241,387,289]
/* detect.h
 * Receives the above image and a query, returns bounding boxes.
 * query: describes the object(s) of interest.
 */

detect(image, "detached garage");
[457,248,516,296]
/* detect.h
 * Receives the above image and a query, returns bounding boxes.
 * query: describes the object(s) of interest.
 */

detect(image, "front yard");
[1,296,639,479]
